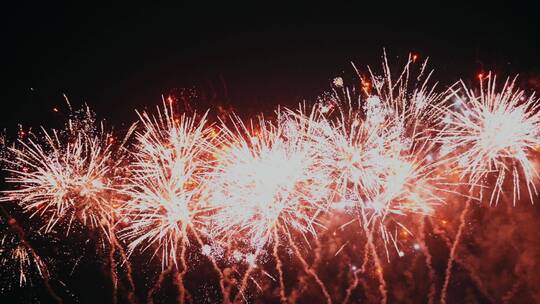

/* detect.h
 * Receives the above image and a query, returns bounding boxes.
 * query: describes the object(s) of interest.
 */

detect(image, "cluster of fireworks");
[1,54,540,303]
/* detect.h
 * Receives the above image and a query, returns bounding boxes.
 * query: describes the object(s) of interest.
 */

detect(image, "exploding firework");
[0,213,50,291]
[440,75,540,205]
[0,106,127,238]
[202,111,336,302]
[316,55,461,253]
[207,112,332,253]
[119,103,215,267]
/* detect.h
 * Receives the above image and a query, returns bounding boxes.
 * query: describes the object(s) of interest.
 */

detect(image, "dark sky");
[3,3,540,131]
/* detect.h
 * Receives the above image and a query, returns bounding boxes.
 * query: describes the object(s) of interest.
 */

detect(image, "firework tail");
[343,268,360,304]
[109,239,118,304]
[418,217,437,304]
[110,233,138,304]
[273,228,287,304]
[174,237,188,304]
[356,204,387,304]
[231,237,268,303]
[440,198,472,304]
[147,264,174,304]
[429,214,494,303]
[0,206,62,303]
[284,225,332,304]
[191,229,228,303]
[111,235,139,304]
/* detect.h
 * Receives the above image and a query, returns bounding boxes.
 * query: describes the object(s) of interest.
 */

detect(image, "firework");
[0,214,49,291]
[320,54,458,232]
[119,103,215,267]
[440,75,540,205]
[0,106,125,237]
[206,112,332,253]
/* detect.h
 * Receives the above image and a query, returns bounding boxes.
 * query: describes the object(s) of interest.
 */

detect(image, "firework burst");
[440,75,540,205]
[0,217,47,289]
[207,112,332,253]
[0,106,125,237]
[119,103,215,267]
[321,54,457,231]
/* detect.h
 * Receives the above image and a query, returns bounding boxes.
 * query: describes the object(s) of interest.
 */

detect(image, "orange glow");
[360,76,371,95]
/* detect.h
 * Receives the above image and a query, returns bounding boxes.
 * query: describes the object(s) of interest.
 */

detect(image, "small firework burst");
[0,106,125,237]
[0,216,48,289]
[441,75,540,205]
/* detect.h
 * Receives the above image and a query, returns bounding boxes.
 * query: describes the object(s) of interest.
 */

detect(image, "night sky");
[3,2,540,303]
[3,3,540,129]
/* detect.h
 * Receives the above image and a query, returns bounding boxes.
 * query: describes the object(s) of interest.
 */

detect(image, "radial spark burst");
[311,55,463,265]
[0,107,124,237]
[120,103,215,266]
[441,75,540,205]
[322,100,451,256]
[323,56,453,218]
[207,113,332,253]
[0,216,48,290]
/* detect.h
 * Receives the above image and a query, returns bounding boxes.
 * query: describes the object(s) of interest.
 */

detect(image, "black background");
[3,3,540,131]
